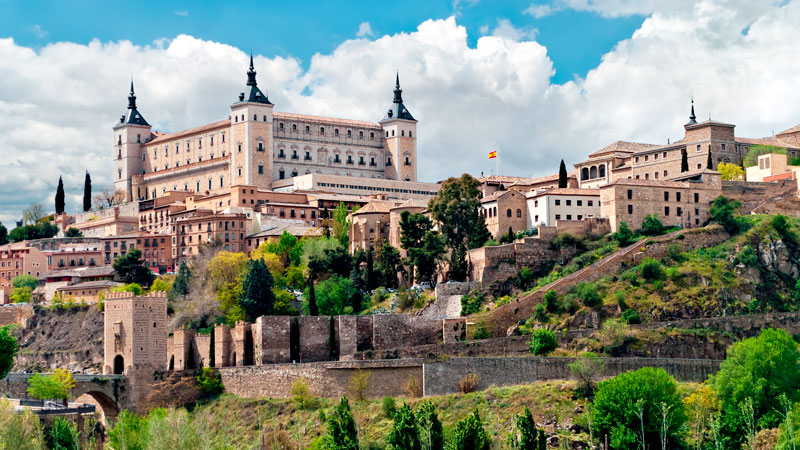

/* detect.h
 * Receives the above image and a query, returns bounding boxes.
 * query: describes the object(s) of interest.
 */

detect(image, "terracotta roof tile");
[778,124,800,136]
[146,119,230,146]
[588,141,660,158]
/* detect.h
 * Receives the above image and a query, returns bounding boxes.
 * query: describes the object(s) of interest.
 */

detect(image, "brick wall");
[298,316,332,362]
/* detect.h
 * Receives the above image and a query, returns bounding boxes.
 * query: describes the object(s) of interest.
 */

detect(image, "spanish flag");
[488,151,497,159]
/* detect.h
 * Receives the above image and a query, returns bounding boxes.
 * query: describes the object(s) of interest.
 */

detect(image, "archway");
[113,355,124,375]
[74,391,121,425]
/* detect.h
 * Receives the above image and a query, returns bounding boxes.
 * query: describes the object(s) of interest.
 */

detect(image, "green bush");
[735,244,758,267]
[460,290,485,316]
[666,243,683,261]
[381,396,397,419]
[0,326,18,380]
[452,409,491,450]
[533,304,547,323]
[638,258,664,281]
[326,397,359,450]
[551,233,584,251]
[473,322,490,340]
[614,291,628,310]
[195,367,223,398]
[573,282,601,308]
[48,416,79,450]
[529,329,557,356]
[613,222,634,246]
[621,309,640,324]
[416,400,444,450]
[641,214,665,236]
[386,403,420,450]
[543,290,559,313]
[592,367,686,450]
[710,195,743,235]
[620,270,640,287]
[108,411,146,450]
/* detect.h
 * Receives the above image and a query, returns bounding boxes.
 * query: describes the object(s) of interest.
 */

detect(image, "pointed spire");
[687,98,697,125]
[128,78,137,110]
[393,71,403,104]
[246,53,257,87]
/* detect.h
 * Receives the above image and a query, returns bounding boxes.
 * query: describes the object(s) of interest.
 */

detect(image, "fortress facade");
[113,56,418,202]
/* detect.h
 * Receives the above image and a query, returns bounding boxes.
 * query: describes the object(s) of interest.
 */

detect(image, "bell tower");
[379,73,417,181]
[230,54,274,189]
[112,81,151,202]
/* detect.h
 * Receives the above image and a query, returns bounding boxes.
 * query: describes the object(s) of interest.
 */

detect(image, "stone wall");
[0,304,34,327]
[722,179,797,213]
[256,316,291,364]
[467,238,577,285]
[372,315,442,350]
[422,357,721,396]
[421,282,479,319]
[298,316,333,362]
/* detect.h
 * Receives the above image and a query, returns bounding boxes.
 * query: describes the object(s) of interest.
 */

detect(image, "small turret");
[686,98,697,126]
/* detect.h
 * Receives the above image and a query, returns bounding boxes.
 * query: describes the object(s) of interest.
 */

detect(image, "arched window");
[506,209,512,217]
[516,209,522,217]
[263,115,267,122]
[370,132,375,139]
[590,166,598,179]
[347,130,352,137]
[320,127,325,134]
[402,130,405,136]
[409,131,412,137]
[359,131,364,139]
[291,169,298,177]
[292,124,297,131]
[279,123,284,130]
[493,207,497,216]
[581,167,589,181]
[305,125,310,133]
[599,164,606,178]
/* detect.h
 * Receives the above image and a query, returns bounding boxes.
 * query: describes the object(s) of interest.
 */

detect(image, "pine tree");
[326,397,359,450]
[681,148,689,172]
[349,265,365,314]
[169,261,191,301]
[509,407,539,450]
[453,409,491,450]
[558,159,568,188]
[387,403,421,450]
[537,429,546,450]
[707,149,713,169]
[83,172,92,212]
[238,259,275,321]
[416,401,444,450]
[55,176,65,215]
[308,279,318,316]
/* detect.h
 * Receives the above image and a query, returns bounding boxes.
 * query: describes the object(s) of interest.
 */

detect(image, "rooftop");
[525,188,600,199]
[587,141,660,158]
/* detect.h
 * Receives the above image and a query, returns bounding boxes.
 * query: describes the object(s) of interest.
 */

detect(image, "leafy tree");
[681,148,689,172]
[0,222,7,245]
[348,266,365,314]
[375,241,402,288]
[332,202,352,248]
[453,408,491,450]
[400,211,446,285]
[707,149,713,169]
[108,410,146,450]
[9,222,58,242]
[273,288,299,316]
[573,282,601,308]
[776,400,800,450]
[113,282,143,296]
[416,400,444,450]
[568,352,605,397]
[83,172,92,212]
[12,274,37,291]
[326,397,359,450]
[428,174,491,281]
[195,367,224,398]
[529,328,557,356]
[460,290,485,316]
[613,222,634,246]
[49,416,79,450]
[638,258,664,281]
[709,195,743,234]
[149,278,171,293]
[217,282,245,324]
[239,258,275,321]
[55,176,65,215]
[387,403,421,450]
[641,214,665,236]
[509,407,542,450]
[592,367,686,450]
[0,326,18,379]
[718,162,745,181]
[715,329,800,444]
[113,248,155,287]
[64,227,82,237]
[27,369,76,400]
[10,287,32,303]
[382,396,397,418]
[543,290,559,313]
[306,275,356,316]
[169,261,191,301]
[208,251,248,291]
[792,156,800,166]
[744,144,787,167]
[558,159,568,188]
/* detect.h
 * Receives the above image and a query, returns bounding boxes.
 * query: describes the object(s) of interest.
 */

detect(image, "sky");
[1,0,799,224]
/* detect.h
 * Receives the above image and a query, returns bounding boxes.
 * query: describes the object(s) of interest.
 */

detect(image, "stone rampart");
[467,238,576,286]
[0,304,34,327]
[722,179,797,213]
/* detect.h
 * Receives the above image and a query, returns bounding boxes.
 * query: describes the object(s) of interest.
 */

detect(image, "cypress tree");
[349,265,365,314]
[308,279,319,316]
[416,401,444,450]
[55,176,65,215]
[326,397,359,450]
[387,403,421,450]
[707,149,713,169]
[169,260,191,301]
[509,407,539,450]
[453,408,491,450]
[239,259,275,321]
[681,148,689,172]
[83,172,92,212]
[558,159,568,188]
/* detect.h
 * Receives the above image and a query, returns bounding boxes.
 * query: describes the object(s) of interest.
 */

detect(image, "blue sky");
[0,0,644,84]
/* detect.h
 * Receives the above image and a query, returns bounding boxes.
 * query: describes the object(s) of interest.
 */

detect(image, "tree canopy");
[113,248,155,287]
[0,326,18,380]
[744,144,787,167]
[27,369,75,401]
[326,397,359,450]
[718,162,745,181]
[558,159,568,188]
[238,258,276,321]
[399,211,446,285]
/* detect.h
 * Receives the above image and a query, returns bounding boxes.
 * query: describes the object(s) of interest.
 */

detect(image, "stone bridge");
[1,373,129,422]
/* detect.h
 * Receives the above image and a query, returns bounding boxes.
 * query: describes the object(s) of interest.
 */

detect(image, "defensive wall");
[487,226,730,336]
[0,303,35,328]
[214,356,721,399]
[722,179,798,213]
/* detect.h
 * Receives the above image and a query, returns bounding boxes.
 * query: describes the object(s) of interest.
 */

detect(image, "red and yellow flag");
[488,151,497,159]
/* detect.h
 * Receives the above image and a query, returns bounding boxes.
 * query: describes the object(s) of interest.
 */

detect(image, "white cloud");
[173,10,189,17]
[524,4,557,18]
[356,21,374,38]
[491,19,538,41]
[30,25,48,39]
[2,1,800,223]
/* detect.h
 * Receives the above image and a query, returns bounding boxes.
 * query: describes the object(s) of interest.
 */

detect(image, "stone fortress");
[114,56,420,203]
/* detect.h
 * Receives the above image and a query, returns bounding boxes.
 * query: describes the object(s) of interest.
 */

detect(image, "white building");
[525,188,601,227]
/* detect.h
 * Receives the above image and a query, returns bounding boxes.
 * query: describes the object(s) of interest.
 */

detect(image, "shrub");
[195,367,223,398]
[533,304,547,323]
[473,322,489,340]
[108,411,146,450]
[386,403,420,450]
[551,233,583,250]
[664,267,681,282]
[543,289,559,313]
[371,287,390,306]
[382,396,397,419]
[638,258,664,281]
[615,291,628,310]
[529,328,557,356]
[290,378,316,410]
[347,369,371,402]
[735,244,758,267]
[27,369,75,400]
[666,243,684,261]
[710,195,743,234]
[49,416,79,450]
[325,397,359,450]
[453,409,491,450]
[621,309,641,324]
[620,269,640,287]
[457,373,480,394]
[396,288,424,312]
[569,352,606,398]
[641,214,665,236]
[460,290,485,316]
[613,222,634,246]
[0,326,18,380]
[416,401,444,450]
[574,282,601,308]
[517,267,534,289]
[592,367,686,449]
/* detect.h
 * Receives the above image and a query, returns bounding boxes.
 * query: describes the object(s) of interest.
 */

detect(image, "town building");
[40,266,116,303]
[349,200,403,253]
[479,190,528,239]
[746,153,800,183]
[41,242,103,271]
[525,188,601,227]
[113,58,423,203]
[0,243,47,304]
[171,210,249,261]
[103,291,167,375]
[478,173,578,197]
[271,173,440,200]
[55,280,122,304]
[599,169,722,232]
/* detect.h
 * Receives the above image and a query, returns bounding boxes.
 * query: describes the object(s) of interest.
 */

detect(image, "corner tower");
[113,81,151,202]
[380,73,418,182]
[230,55,274,189]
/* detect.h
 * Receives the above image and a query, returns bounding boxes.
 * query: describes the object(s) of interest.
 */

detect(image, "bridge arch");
[74,390,120,424]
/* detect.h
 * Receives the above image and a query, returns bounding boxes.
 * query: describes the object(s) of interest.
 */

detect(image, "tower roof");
[119,80,150,126]
[381,72,416,122]
[685,98,697,126]
[237,54,272,105]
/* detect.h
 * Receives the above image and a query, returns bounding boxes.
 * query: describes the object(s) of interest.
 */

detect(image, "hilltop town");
[3,60,800,449]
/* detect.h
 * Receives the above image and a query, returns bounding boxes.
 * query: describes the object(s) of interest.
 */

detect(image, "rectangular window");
[644,155,649,162]
[677,207,683,217]
[721,143,726,151]
[534,200,538,207]
[627,190,632,200]
[627,204,633,214]
[696,144,701,153]
[664,191,669,201]
[566,200,571,206]
[665,206,670,216]
[555,214,561,220]
[588,200,593,206]
[258,165,264,175]
[676,192,681,202]
[577,200,582,206]
[694,193,699,203]
[555,199,561,206]
[566,214,572,220]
